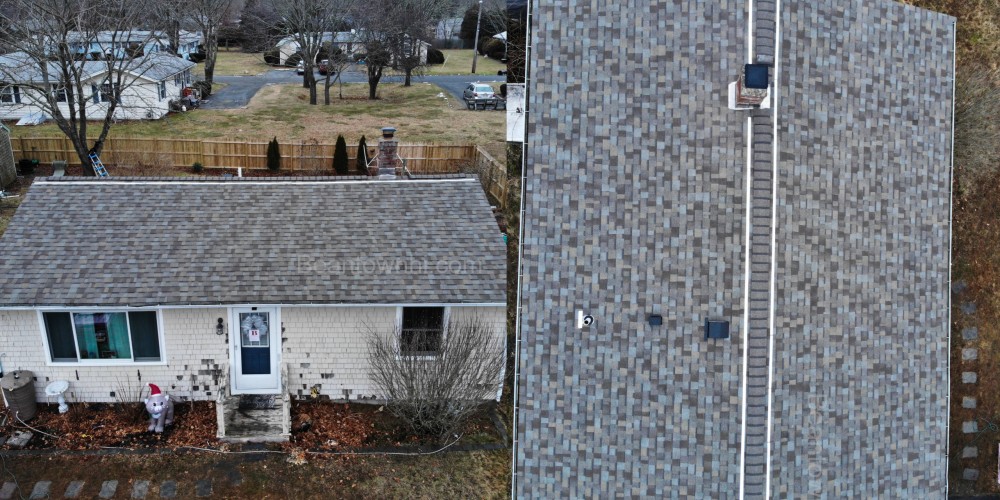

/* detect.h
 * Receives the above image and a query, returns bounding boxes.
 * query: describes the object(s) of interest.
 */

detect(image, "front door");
[230,307,280,394]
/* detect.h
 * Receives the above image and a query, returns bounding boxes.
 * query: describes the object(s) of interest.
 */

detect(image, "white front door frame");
[229,306,281,395]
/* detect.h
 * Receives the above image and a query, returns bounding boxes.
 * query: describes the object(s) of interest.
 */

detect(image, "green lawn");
[212,50,273,77]
[426,49,506,76]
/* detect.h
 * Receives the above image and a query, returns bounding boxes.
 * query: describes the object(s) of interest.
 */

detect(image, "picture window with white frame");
[42,311,161,363]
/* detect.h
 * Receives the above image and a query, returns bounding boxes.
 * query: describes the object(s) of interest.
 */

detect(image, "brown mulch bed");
[0,400,503,453]
[287,400,502,452]
[0,401,218,451]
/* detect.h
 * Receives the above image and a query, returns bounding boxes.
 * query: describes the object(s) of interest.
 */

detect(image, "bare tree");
[184,0,238,85]
[275,0,343,105]
[0,0,166,175]
[366,314,505,440]
[388,0,450,87]
[320,43,351,104]
[240,0,284,53]
[349,0,398,100]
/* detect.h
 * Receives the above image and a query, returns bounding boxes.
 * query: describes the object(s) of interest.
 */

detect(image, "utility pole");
[471,0,483,73]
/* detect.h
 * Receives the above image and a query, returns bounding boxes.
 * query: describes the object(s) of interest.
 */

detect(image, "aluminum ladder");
[88,152,109,177]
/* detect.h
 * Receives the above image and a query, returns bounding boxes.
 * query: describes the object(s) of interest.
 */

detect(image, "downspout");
[511,0,532,497]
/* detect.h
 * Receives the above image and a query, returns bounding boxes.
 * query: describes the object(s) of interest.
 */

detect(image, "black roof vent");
[705,319,730,340]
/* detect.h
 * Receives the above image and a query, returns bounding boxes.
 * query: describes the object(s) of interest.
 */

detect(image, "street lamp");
[471,0,483,73]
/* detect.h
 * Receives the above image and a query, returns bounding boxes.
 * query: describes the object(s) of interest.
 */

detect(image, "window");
[51,85,66,103]
[92,82,120,104]
[0,85,20,105]
[42,311,162,363]
[159,81,166,100]
[400,307,445,356]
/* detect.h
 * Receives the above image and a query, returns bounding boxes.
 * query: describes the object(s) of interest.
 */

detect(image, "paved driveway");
[203,68,505,109]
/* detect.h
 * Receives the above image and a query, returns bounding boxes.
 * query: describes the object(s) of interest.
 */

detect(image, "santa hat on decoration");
[148,383,162,396]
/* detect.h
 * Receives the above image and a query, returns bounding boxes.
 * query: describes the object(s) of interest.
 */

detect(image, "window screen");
[400,307,444,356]
[128,311,161,361]
[43,312,77,362]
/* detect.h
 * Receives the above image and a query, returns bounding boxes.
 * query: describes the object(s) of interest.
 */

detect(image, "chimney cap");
[743,64,769,89]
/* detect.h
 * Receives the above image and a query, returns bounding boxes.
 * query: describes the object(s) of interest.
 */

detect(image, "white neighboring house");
[276,31,362,65]
[63,30,203,61]
[0,52,194,123]
[275,31,430,67]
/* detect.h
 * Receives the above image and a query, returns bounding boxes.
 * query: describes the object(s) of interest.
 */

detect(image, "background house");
[0,176,506,438]
[0,52,194,122]
[64,30,203,61]
[275,31,361,65]
[516,0,953,497]
[274,31,429,67]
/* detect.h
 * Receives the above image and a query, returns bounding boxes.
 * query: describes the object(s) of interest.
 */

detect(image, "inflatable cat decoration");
[144,383,175,433]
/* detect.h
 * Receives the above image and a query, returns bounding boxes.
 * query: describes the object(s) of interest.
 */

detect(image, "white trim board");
[1,302,506,311]
[35,178,478,187]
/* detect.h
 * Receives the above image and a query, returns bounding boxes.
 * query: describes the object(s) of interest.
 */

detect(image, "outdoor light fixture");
[215,318,225,335]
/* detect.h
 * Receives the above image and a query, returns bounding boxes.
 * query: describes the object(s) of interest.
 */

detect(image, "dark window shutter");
[43,312,77,361]
[128,311,161,361]
[13,86,20,104]
[92,84,98,103]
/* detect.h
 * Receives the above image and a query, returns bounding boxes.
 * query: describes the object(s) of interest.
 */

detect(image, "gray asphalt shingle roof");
[0,177,506,307]
[0,52,193,84]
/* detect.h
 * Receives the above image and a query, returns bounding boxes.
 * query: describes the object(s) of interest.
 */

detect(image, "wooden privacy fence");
[12,136,477,174]
[473,145,512,209]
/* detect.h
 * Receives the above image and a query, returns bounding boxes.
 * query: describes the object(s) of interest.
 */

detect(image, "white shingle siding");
[0,305,505,404]
[283,305,505,401]
[0,308,227,403]
[0,72,187,121]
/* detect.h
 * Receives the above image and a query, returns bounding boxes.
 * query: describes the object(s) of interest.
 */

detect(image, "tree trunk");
[204,31,218,84]
[324,72,332,105]
[404,68,412,87]
[367,66,382,100]
[306,70,317,105]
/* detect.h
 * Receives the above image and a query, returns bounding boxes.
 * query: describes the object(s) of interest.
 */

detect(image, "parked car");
[296,60,305,75]
[463,83,496,100]
[318,59,336,76]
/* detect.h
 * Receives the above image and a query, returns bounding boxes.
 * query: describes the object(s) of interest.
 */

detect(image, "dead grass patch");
[10,83,503,145]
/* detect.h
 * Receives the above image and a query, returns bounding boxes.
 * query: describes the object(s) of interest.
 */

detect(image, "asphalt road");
[203,68,505,109]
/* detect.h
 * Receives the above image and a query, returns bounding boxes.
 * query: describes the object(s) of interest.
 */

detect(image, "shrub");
[191,80,212,98]
[263,49,280,65]
[192,162,203,173]
[427,48,445,65]
[483,38,505,60]
[366,315,505,440]
[356,136,369,175]
[266,137,281,171]
[333,135,349,175]
[188,52,206,63]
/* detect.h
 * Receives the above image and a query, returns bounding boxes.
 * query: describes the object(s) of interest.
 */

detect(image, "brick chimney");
[370,127,404,179]
[734,64,769,107]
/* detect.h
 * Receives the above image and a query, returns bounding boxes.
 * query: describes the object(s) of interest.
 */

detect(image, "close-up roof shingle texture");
[516,0,953,496]
[0,177,506,307]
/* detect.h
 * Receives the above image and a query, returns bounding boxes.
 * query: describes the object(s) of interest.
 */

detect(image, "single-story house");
[0,52,194,122]
[275,31,429,67]
[172,31,203,61]
[63,30,203,61]
[275,31,362,65]
[0,175,506,439]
